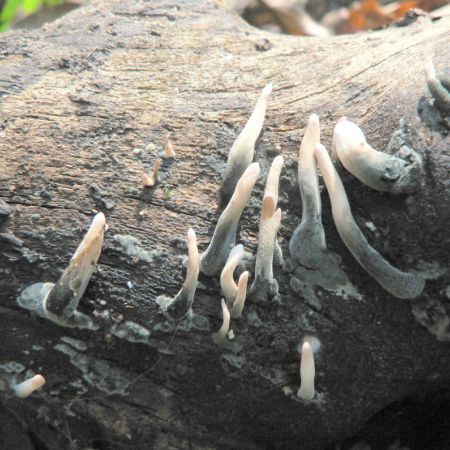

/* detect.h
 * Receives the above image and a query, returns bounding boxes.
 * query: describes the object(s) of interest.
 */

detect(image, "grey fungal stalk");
[289,114,326,267]
[332,118,422,194]
[201,162,260,276]
[297,342,315,401]
[250,195,281,301]
[160,228,199,320]
[219,84,272,205]
[220,244,244,307]
[212,298,231,346]
[17,213,106,329]
[314,143,425,299]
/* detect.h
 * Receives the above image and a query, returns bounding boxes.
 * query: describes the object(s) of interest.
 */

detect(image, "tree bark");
[0,1,449,449]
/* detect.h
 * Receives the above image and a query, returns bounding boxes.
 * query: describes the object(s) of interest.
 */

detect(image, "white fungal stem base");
[201,163,260,276]
[221,244,244,307]
[230,271,249,319]
[212,298,231,346]
[314,143,425,299]
[13,374,46,398]
[297,342,315,401]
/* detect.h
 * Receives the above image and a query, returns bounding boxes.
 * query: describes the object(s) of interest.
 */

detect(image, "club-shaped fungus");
[142,159,161,187]
[160,228,199,320]
[13,374,46,398]
[314,144,425,299]
[230,271,249,319]
[297,341,315,401]
[219,84,272,205]
[250,195,281,301]
[164,133,176,158]
[17,213,107,329]
[212,298,231,346]
[201,162,260,276]
[220,244,245,306]
[332,118,422,194]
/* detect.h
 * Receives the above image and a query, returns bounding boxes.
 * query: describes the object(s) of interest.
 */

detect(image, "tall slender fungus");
[250,195,282,300]
[297,342,315,401]
[289,114,327,266]
[314,143,425,299]
[220,244,245,307]
[332,118,421,193]
[201,163,260,276]
[17,213,107,329]
[219,84,272,205]
[162,228,200,320]
[212,298,231,346]
[13,374,46,398]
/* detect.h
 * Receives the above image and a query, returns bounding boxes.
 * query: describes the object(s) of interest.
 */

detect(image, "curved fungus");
[219,83,272,205]
[212,298,231,346]
[220,244,245,307]
[142,159,161,187]
[425,61,450,116]
[161,228,200,320]
[230,270,249,319]
[332,118,422,194]
[201,162,260,276]
[314,143,425,299]
[17,213,107,329]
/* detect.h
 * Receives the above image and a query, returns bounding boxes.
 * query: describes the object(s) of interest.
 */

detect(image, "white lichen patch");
[411,298,450,341]
[221,353,246,369]
[111,321,151,344]
[54,343,129,395]
[61,336,88,352]
[113,234,163,263]
[0,362,26,374]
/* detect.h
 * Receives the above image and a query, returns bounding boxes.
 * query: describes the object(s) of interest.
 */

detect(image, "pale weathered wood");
[0,0,449,448]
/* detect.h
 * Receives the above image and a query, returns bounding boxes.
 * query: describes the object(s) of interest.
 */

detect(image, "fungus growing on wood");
[17,213,106,329]
[425,61,450,116]
[160,228,200,320]
[164,133,176,158]
[219,84,272,205]
[201,162,260,276]
[265,154,284,265]
[250,195,281,301]
[142,159,161,187]
[220,244,245,306]
[13,374,46,398]
[314,143,425,299]
[230,271,249,319]
[289,114,327,267]
[297,341,315,401]
[332,118,422,194]
[212,298,231,346]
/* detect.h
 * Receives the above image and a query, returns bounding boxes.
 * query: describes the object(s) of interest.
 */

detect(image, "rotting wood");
[0,1,449,449]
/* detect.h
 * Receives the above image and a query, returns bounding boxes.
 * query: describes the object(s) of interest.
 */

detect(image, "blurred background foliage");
[0,0,447,34]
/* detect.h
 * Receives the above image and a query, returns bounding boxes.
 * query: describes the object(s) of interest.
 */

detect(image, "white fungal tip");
[262,83,273,98]
[187,228,196,241]
[300,336,321,353]
[297,341,315,401]
[247,162,261,177]
[229,243,244,259]
[309,113,319,125]
[425,59,436,81]
[273,154,284,166]
[14,374,46,398]
[333,119,366,148]
[92,212,106,229]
